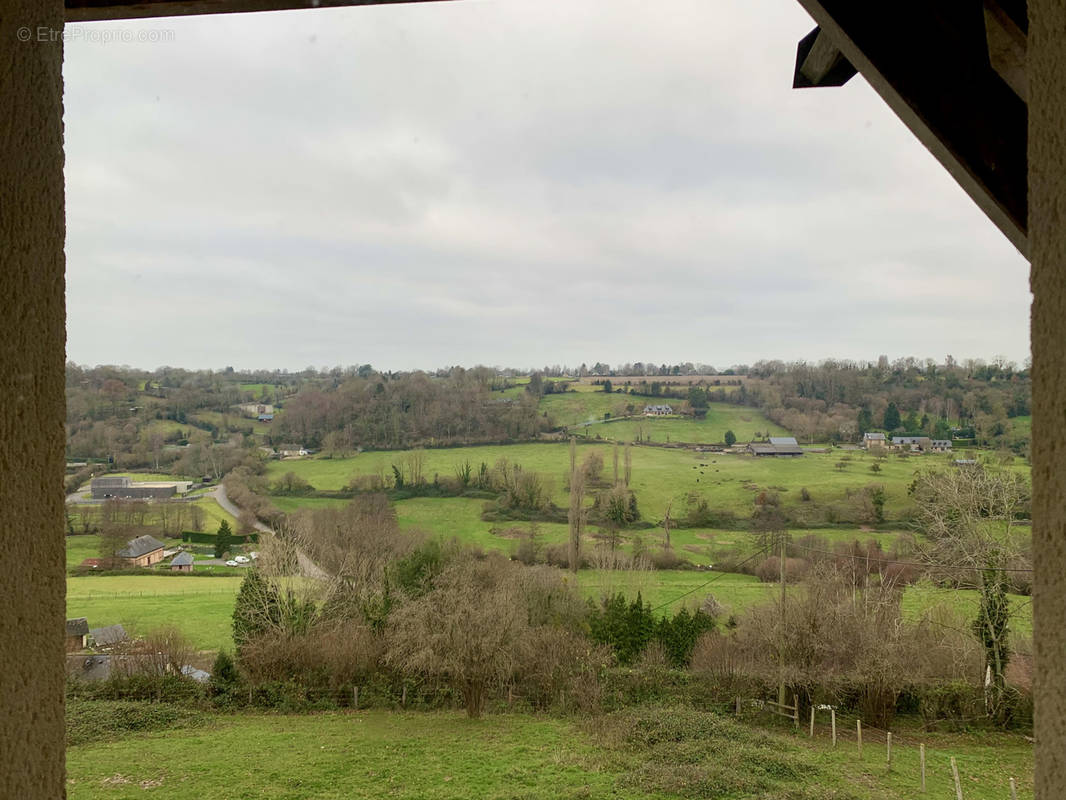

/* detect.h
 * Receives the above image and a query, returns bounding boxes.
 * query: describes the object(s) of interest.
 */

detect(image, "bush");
[66,698,209,747]
[650,548,691,570]
[754,556,809,584]
[587,707,848,799]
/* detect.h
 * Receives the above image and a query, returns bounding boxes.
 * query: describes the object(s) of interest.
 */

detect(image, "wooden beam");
[793,26,857,88]
[66,0,450,23]
[794,1,1028,256]
[984,0,1028,101]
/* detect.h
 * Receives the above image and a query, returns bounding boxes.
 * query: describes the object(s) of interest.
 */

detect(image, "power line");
[650,546,769,612]
[790,542,1033,574]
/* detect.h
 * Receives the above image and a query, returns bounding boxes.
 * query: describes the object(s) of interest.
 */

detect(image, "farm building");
[117,535,166,567]
[65,618,88,652]
[90,475,192,500]
[643,405,673,416]
[277,444,310,457]
[170,551,195,572]
[90,624,128,650]
[862,432,887,448]
[238,402,274,418]
[931,440,953,452]
[747,437,804,457]
[892,436,933,452]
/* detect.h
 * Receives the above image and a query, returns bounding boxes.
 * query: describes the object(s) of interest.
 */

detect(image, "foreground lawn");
[67,711,649,800]
[65,707,1033,800]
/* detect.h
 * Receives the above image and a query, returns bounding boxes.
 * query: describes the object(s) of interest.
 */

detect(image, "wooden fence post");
[735,697,741,716]
[831,709,837,747]
[809,706,815,738]
[856,719,862,758]
[919,743,926,792]
[401,685,407,707]
[353,686,359,710]
[886,732,892,770]
[1010,777,1018,800]
[951,757,963,800]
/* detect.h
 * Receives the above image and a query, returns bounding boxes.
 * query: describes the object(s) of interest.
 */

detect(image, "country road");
[212,484,329,580]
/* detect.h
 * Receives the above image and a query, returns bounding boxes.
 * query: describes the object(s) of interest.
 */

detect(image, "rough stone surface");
[1030,2,1066,797]
[0,0,66,796]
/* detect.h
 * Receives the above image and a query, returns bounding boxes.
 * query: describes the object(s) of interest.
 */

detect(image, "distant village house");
[170,551,195,572]
[862,432,887,449]
[892,436,933,452]
[118,535,166,568]
[238,402,274,418]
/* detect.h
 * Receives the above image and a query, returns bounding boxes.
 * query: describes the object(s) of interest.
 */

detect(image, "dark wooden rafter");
[66,0,449,23]
[793,27,856,88]
[793,1,1028,257]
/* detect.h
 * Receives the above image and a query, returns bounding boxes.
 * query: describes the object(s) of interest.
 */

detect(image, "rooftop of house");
[171,551,195,567]
[90,624,128,647]
[66,618,89,637]
[118,534,166,559]
[90,475,132,487]
[769,436,799,446]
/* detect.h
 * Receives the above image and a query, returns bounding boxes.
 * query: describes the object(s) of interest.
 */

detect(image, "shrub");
[754,555,809,584]
[66,698,208,747]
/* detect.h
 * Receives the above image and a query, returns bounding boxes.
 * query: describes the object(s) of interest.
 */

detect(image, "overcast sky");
[63,0,1031,373]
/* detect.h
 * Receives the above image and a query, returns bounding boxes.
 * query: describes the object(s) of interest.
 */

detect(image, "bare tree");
[386,557,529,718]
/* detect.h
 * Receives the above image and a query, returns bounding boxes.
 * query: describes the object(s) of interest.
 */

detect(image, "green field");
[192,496,241,531]
[189,410,278,437]
[1010,416,1032,440]
[67,575,243,651]
[271,493,903,566]
[537,396,784,442]
[576,408,788,444]
[264,443,940,521]
[67,535,104,569]
[65,708,1033,800]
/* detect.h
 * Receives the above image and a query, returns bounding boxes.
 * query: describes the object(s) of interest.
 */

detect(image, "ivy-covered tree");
[232,569,281,655]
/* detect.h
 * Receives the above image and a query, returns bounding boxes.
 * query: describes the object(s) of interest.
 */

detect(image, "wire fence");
[740,698,1033,798]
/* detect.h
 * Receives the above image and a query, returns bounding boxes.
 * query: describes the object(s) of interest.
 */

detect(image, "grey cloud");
[63,0,1029,371]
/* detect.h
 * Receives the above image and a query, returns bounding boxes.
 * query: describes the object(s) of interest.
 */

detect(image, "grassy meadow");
[576,408,789,444]
[64,417,1035,656]
[265,443,941,521]
[65,707,1033,800]
[67,575,244,652]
